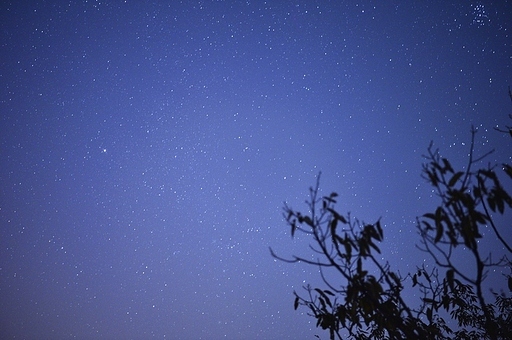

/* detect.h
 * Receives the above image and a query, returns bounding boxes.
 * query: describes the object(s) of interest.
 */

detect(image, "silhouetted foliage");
[271,93,512,339]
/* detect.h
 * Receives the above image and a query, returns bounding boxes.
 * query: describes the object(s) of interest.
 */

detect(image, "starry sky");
[1,1,511,339]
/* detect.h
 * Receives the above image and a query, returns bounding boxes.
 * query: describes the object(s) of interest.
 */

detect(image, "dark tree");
[271,92,512,339]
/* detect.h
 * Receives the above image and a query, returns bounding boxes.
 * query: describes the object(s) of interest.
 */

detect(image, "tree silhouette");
[271,91,512,339]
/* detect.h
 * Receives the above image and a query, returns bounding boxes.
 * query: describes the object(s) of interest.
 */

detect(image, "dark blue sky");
[1,1,511,339]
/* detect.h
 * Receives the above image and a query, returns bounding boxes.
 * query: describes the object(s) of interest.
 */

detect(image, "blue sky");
[1,1,511,339]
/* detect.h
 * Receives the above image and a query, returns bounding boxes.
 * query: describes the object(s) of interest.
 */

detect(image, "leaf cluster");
[272,101,512,339]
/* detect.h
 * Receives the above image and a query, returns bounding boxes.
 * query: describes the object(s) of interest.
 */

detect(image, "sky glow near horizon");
[1,1,511,339]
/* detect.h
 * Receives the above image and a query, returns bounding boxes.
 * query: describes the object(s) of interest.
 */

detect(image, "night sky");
[1,1,511,339]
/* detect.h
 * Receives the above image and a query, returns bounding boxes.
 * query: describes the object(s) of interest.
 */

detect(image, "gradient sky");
[1,1,511,339]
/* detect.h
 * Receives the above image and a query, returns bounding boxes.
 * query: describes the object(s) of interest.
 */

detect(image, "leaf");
[427,171,439,186]
[487,197,497,212]
[323,196,336,204]
[423,213,436,220]
[294,295,300,310]
[344,242,352,260]
[480,169,497,181]
[368,240,381,254]
[389,271,400,286]
[423,298,435,304]
[336,306,347,327]
[314,288,324,296]
[424,270,431,284]
[434,207,444,243]
[435,220,443,243]
[303,216,314,227]
[442,158,454,173]
[376,220,383,241]
[448,171,464,187]
[503,164,512,179]
[496,193,505,214]
[442,295,450,310]
[369,277,383,294]
[335,234,344,245]
[446,269,455,291]
[427,307,433,322]
[315,289,333,308]
[330,218,338,238]
[318,296,326,310]
[327,208,347,224]
[473,185,482,199]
